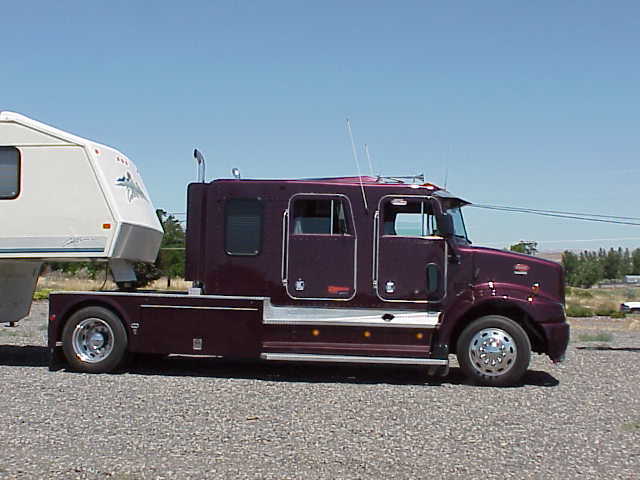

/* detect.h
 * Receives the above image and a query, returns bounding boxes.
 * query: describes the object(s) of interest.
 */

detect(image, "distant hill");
[537,251,563,263]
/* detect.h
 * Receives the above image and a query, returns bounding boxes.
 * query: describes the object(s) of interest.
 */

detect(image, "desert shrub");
[577,332,613,342]
[610,311,626,319]
[594,304,617,316]
[569,288,593,299]
[33,289,52,300]
[566,304,593,317]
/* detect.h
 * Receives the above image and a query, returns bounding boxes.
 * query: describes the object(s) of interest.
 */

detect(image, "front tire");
[456,315,531,386]
[62,307,128,373]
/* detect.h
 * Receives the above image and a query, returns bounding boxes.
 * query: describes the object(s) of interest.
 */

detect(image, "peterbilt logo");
[514,264,530,275]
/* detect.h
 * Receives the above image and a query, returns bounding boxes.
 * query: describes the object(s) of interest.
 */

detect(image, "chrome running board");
[260,352,447,366]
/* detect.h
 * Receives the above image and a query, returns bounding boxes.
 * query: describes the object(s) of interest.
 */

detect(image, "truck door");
[284,194,356,300]
[374,196,447,303]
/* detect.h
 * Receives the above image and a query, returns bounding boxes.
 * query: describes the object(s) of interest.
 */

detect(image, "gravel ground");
[0,301,638,479]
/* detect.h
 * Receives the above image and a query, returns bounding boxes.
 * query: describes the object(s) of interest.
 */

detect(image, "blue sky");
[3,1,640,251]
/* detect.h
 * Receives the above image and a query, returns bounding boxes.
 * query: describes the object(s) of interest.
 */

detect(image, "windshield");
[447,206,469,243]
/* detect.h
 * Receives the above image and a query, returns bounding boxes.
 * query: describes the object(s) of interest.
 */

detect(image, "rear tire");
[456,315,531,386]
[62,307,128,373]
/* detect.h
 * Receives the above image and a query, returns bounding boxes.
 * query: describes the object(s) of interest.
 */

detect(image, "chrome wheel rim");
[72,318,114,363]
[468,328,517,377]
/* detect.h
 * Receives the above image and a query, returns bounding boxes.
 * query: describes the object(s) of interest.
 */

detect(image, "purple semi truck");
[48,175,569,386]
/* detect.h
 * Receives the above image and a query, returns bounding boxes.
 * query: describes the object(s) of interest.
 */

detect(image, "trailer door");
[374,196,447,303]
[284,194,356,300]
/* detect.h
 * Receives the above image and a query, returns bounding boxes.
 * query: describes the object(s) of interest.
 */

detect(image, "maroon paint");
[49,176,569,367]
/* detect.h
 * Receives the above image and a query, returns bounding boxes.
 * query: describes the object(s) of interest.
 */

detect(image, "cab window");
[382,198,436,237]
[292,198,349,235]
[225,198,263,255]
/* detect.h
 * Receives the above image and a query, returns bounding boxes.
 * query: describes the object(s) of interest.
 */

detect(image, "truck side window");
[225,198,263,255]
[383,198,436,237]
[292,198,349,235]
[0,147,20,199]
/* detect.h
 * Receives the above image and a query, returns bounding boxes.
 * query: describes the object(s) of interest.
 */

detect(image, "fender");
[437,281,565,354]
[48,294,134,348]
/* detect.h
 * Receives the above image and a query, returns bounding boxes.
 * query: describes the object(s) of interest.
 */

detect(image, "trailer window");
[0,147,20,199]
[225,198,263,255]
[292,198,349,235]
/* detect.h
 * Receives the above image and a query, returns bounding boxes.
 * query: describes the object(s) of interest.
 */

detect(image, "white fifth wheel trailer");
[0,112,163,325]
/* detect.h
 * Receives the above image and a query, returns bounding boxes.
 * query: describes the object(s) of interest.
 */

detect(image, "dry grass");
[563,286,640,329]
[37,275,117,292]
[37,274,191,293]
[148,277,192,291]
[566,286,639,315]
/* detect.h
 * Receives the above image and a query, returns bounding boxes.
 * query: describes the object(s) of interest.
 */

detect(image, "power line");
[472,203,640,221]
[470,204,640,226]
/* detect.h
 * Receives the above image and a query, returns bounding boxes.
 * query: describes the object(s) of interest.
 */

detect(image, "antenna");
[444,167,449,190]
[193,149,206,183]
[364,143,375,176]
[346,118,368,212]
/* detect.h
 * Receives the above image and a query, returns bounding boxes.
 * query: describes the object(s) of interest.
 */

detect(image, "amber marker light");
[363,330,372,338]
[311,329,320,337]
[102,223,111,230]
[416,332,424,340]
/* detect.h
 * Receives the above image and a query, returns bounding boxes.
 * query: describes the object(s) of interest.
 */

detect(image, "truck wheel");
[456,315,531,387]
[62,307,128,373]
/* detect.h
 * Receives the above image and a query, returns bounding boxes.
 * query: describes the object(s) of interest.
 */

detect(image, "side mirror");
[436,213,454,238]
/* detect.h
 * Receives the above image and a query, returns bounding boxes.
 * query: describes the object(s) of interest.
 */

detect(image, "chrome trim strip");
[140,304,258,311]
[55,341,63,347]
[263,302,440,324]
[372,209,379,290]
[264,319,437,328]
[281,209,289,286]
[261,353,448,366]
[263,308,440,328]
[285,193,358,302]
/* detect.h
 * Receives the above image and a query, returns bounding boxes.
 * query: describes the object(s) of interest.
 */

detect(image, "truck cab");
[49,175,569,386]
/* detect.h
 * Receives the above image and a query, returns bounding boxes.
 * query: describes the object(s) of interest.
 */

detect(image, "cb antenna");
[364,143,375,176]
[346,118,368,212]
[193,149,206,183]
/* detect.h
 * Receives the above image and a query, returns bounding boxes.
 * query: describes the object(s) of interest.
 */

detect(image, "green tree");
[576,260,602,288]
[562,251,579,286]
[155,209,186,288]
[621,248,633,277]
[132,261,162,288]
[509,241,538,256]
[632,248,640,274]
[602,248,621,280]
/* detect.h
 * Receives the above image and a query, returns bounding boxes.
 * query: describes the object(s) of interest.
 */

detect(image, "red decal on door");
[328,285,350,295]
[514,264,530,275]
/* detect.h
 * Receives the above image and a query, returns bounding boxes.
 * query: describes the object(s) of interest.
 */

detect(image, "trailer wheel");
[456,315,531,387]
[62,307,128,373]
